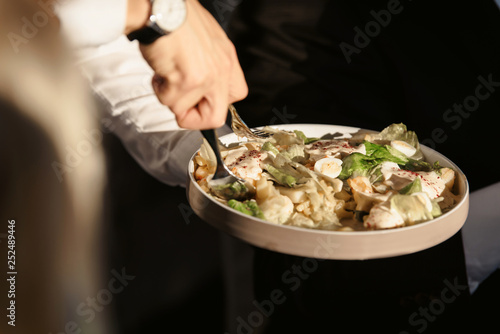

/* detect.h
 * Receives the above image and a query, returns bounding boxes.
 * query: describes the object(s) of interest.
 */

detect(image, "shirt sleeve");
[75,35,230,187]
[55,0,128,48]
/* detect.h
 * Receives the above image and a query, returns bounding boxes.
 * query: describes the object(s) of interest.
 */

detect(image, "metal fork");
[228,104,273,140]
[200,129,256,201]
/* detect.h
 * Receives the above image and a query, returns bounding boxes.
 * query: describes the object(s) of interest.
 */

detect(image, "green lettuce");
[399,177,422,195]
[294,130,320,144]
[390,194,442,223]
[281,144,307,162]
[261,141,279,156]
[211,181,250,200]
[265,165,297,187]
[377,123,423,159]
[228,199,266,219]
[339,141,433,180]
[378,123,419,148]
[339,153,375,179]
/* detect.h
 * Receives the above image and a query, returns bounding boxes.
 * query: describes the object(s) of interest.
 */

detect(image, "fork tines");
[229,104,273,140]
[251,129,272,138]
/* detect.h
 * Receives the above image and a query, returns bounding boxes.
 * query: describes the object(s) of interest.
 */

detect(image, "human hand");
[127,0,248,129]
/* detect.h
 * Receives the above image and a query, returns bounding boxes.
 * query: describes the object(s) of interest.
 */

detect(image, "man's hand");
[126,0,248,129]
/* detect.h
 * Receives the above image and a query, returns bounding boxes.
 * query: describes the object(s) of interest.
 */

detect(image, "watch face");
[152,0,187,33]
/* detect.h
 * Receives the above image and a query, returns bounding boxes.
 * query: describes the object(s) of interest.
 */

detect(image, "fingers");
[152,71,206,114]
[152,73,229,129]
[226,43,249,103]
[180,94,228,130]
[139,0,248,130]
[150,42,237,129]
[151,59,229,129]
[149,44,245,129]
[162,62,230,129]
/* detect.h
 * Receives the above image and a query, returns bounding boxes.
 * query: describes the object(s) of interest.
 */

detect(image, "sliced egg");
[355,143,367,155]
[314,157,343,180]
[391,140,417,157]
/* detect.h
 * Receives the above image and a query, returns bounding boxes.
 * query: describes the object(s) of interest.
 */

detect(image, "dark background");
[103,1,500,333]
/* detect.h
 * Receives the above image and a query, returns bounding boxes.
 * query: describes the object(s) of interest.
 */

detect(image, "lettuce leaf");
[282,144,307,162]
[399,177,422,195]
[261,141,279,156]
[377,123,423,159]
[228,199,266,219]
[211,181,250,200]
[340,142,406,179]
[379,123,419,148]
[265,165,297,187]
[339,153,374,179]
[340,141,433,179]
[294,130,320,144]
[390,194,441,224]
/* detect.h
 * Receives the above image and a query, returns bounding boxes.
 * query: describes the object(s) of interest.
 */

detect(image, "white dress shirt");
[56,0,128,48]
[56,0,213,187]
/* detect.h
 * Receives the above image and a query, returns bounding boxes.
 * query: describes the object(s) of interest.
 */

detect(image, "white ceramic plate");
[187,124,469,260]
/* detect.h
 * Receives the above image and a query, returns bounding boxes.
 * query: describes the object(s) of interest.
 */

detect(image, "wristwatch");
[127,0,187,44]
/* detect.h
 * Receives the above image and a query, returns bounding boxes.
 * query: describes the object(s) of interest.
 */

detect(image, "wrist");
[126,0,188,44]
[125,0,151,34]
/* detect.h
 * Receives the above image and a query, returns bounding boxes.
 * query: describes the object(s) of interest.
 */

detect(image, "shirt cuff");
[55,0,128,48]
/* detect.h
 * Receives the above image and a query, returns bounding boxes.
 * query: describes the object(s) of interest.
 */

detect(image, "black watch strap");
[127,26,165,45]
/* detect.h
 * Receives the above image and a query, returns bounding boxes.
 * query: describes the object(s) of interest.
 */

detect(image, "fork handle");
[201,129,227,176]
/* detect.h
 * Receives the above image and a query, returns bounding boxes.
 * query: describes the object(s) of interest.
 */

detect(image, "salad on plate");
[193,123,460,231]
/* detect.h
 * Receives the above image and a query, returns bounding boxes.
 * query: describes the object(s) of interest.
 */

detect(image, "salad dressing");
[384,169,446,199]
[305,140,366,160]
[225,148,268,180]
